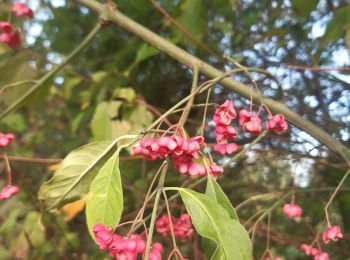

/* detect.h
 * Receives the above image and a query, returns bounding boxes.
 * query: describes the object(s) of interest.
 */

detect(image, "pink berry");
[213,100,236,125]
[322,225,343,244]
[0,22,21,48]
[282,203,302,218]
[0,185,19,200]
[265,114,288,134]
[12,3,33,18]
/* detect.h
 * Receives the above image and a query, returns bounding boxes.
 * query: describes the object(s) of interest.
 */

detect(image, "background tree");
[0,0,349,259]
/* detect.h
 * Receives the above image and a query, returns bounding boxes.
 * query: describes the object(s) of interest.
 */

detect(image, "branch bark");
[74,0,350,164]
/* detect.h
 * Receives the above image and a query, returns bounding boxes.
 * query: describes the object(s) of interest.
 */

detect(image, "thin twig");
[324,168,350,226]
[144,162,168,260]
[287,65,350,72]
[178,63,199,127]
[1,154,12,184]
[128,161,167,235]
[150,0,219,58]
[223,130,268,167]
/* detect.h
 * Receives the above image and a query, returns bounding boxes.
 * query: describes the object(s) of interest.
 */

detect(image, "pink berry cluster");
[93,224,163,260]
[133,135,223,177]
[282,203,303,218]
[155,214,194,242]
[212,100,288,156]
[0,185,19,200]
[300,244,329,260]
[0,2,33,48]
[282,202,343,258]
[0,132,18,202]
[290,205,344,259]
[212,100,239,156]
[239,109,288,135]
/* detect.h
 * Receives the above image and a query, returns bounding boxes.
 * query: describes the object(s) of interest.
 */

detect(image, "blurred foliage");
[0,0,349,259]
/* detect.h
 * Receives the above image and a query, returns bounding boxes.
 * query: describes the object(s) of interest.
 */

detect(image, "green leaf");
[322,6,350,45]
[72,112,85,133]
[0,82,35,120]
[177,0,205,42]
[91,71,108,83]
[23,212,45,247]
[90,101,123,141]
[38,141,118,211]
[112,87,136,102]
[0,113,27,132]
[203,176,240,259]
[0,208,22,236]
[177,188,252,260]
[0,52,38,119]
[291,0,318,19]
[0,243,12,260]
[125,104,153,133]
[205,176,238,220]
[61,77,81,100]
[86,152,123,238]
[0,52,37,86]
[134,44,159,64]
[23,80,53,109]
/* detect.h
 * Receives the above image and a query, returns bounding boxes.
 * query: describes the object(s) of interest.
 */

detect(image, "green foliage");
[124,104,153,133]
[22,212,45,247]
[0,82,35,119]
[61,77,82,100]
[0,0,349,258]
[0,113,27,132]
[90,87,153,141]
[203,177,240,259]
[0,207,22,236]
[0,244,12,260]
[205,176,239,220]
[134,44,160,64]
[86,152,123,238]
[113,88,136,102]
[291,0,318,19]
[38,141,118,210]
[90,101,122,141]
[177,188,252,260]
[322,5,350,46]
[0,51,40,119]
[176,0,205,43]
[0,184,79,259]
[0,52,37,86]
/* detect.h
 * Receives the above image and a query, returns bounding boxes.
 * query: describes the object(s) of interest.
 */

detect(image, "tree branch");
[74,0,350,163]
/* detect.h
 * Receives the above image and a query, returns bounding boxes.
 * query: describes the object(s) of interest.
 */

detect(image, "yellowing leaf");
[61,198,86,221]
[10,232,29,260]
[81,102,90,110]
[48,163,61,171]
[345,29,350,51]
[38,141,116,211]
